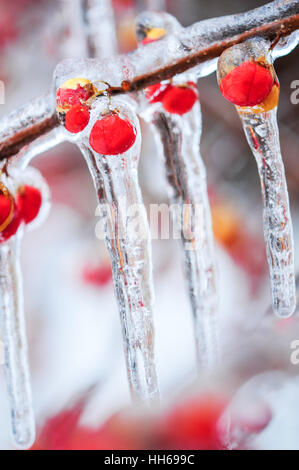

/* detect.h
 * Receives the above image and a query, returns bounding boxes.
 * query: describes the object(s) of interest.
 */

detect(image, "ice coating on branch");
[272,30,299,60]
[137,12,218,368]
[217,39,296,317]
[0,92,58,168]
[0,92,55,146]
[0,0,297,160]
[0,0,297,445]
[0,235,35,448]
[70,96,159,403]
[53,0,299,90]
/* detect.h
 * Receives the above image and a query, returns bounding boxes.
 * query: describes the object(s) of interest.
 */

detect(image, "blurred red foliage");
[31,393,229,450]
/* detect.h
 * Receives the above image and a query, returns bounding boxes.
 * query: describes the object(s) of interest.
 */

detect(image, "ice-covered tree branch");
[0,0,298,161]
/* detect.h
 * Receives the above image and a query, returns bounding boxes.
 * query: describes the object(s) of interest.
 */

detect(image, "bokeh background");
[0,0,299,450]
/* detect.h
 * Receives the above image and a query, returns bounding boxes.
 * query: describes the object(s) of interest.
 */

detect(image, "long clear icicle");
[217,38,296,317]
[239,109,295,317]
[77,97,159,403]
[0,234,35,448]
[138,12,218,368]
[79,0,118,58]
[0,124,63,450]
[150,109,218,367]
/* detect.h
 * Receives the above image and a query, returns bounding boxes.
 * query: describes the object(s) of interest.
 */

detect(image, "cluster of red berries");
[57,78,137,156]
[0,182,42,243]
[218,60,278,110]
[56,78,97,134]
[146,81,198,115]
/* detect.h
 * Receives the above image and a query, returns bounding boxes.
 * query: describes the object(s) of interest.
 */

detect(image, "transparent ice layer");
[217,37,296,317]
[53,0,299,89]
[0,235,35,448]
[0,162,52,449]
[137,11,218,368]
[74,96,159,403]
[149,106,218,367]
[239,109,296,317]
[0,92,55,152]
[0,1,297,152]
[0,0,297,447]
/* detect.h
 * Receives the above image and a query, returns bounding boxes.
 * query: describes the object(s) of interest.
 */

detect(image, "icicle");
[71,95,159,403]
[59,0,89,58]
[137,12,218,368]
[217,39,296,317]
[79,0,118,58]
[0,166,50,448]
[0,233,35,448]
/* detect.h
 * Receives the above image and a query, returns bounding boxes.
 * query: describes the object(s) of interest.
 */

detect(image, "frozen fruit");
[89,114,136,155]
[0,192,21,242]
[65,104,90,134]
[17,185,42,224]
[146,83,173,104]
[56,78,97,116]
[162,85,198,115]
[56,78,93,108]
[219,61,274,107]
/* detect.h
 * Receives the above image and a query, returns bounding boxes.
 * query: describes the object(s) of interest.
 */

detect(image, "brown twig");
[114,13,299,93]
[0,114,60,161]
[0,3,298,161]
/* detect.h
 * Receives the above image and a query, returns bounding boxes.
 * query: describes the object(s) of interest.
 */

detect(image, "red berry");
[0,194,12,227]
[0,194,21,243]
[146,83,173,104]
[89,114,136,155]
[56,85,91,108]
[82,264,112,287]
[65,104,90,134]
[219,61,274,107]
[17,185,42,224]
[162,86,198,115]
[159,395,227,450]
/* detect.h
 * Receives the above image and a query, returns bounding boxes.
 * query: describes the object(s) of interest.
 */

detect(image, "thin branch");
[116,13,299,93]
[0,115,60,162]
[0,92,59,162]
[0,0,299,161]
